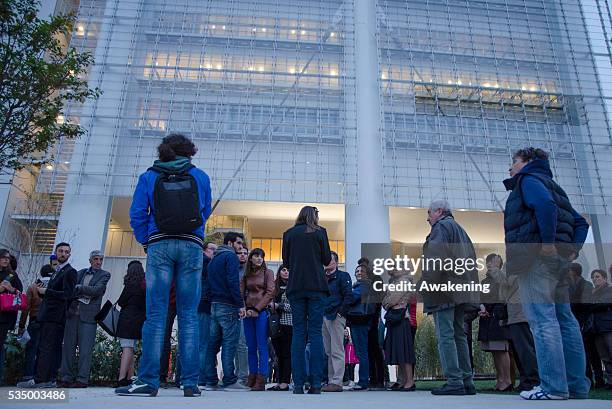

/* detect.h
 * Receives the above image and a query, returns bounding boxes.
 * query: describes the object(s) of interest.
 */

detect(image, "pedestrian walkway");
[1,387,609,409]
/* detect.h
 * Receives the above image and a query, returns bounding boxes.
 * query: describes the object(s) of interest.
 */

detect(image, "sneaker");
[37,381,57,389]
[183,386,201,397]
[520,386,566,400]
[350,385,368,391]
[222,382,251,391]
[307,386,321,394]
[203,384,221,391]
[17,379,36,388]
[431,383,466,396]
[115,379,158,396]
[322,383,343,392]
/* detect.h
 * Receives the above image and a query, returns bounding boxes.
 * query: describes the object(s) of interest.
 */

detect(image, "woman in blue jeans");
[240,248,275,391]
[347,264,374,391]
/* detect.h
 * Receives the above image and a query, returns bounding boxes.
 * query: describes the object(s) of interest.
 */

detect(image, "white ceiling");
[110,198,504,244]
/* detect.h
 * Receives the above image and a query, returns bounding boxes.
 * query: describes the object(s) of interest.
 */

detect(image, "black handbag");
[95,300,120,337]
[384,308,406,327]
[268,309,282,339]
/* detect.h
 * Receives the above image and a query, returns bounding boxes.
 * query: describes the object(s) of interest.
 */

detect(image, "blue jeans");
[518,255,591,398]
[289,292,325,388]
[350,324,369,387]
[138,239,202,390]
[244,310,269,376]
[198,312,211,385]
[433,305,474,387]
[234,320,248,381]
[205,303,241,386]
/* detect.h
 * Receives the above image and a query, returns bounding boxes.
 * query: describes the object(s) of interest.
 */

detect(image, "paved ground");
[0,387,610,409]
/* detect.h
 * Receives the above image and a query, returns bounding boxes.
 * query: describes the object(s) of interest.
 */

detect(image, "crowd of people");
[0,135,610,402]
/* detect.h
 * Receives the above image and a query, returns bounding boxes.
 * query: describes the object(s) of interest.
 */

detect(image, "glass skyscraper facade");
[7,0,611,270]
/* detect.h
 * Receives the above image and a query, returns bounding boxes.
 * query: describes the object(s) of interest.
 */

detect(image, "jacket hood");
[151,156,193,174]
[503,158,553,191]
[214,244,236,257]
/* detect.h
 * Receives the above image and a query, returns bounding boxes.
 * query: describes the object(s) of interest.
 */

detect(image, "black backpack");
[150,165,203,234]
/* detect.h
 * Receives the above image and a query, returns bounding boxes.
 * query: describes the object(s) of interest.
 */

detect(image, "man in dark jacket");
[503,147,590,400]
[421,200,479,396]
[321,251,352,392]
[18,242,77,389]
[59,250,110,387]
[203,232,249,391]
[198,241,216,387]
[118,134,212,397]
[282,206,332,394]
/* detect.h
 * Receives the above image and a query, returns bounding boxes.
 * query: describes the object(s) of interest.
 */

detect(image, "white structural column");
[344,0,390,268]
[56,0,141,269]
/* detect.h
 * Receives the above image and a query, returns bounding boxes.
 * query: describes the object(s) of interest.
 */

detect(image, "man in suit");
[18,242,77,388]
[59,250,111,387]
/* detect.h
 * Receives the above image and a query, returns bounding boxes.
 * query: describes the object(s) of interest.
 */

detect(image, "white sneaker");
[17,379,36,388]
[520,386,567,400]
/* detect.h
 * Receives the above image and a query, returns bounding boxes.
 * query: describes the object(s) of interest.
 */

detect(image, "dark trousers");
[508,322,540,390]
[289,292,325,388]
[367,318,385,387]
[343,363,356,382]
[584,332,605,385]
[351,324,369,387]
[34,322,64,383]
[0,324,11,383]
[24,319,42,379]
[160,304,177,382]
[271,325,292,384]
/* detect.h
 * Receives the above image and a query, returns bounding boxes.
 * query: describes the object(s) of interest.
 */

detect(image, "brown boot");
[246,374,257,388]
[251,374,265,391]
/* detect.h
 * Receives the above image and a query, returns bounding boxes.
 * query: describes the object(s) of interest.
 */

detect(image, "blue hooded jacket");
[130,157,212,247]
[207,245,244,308]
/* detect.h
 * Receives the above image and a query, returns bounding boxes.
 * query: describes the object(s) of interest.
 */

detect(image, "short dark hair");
[330,251,338,263]
[55,242,70,250]
[568,262,583,276]
[357,257,370,266]
[591,269,608,281]
[40,264,54,278]
[223,232,245,245]
[157,133,197,161]
[485,253,504,269]
[513,147,549,162]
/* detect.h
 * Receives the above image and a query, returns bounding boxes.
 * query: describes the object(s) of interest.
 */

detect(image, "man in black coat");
[18,242,77,389]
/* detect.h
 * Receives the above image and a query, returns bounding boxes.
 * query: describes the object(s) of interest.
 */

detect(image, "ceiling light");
[222,25,226,30]
[330,32,335,37]
[262,28,267,32]
[291,29,296,34]
[211,25,216,29]
[258,66,265,72]
[45,164,54,170]
[330,70,337,76]
[215,64,222,70]
[76,25,85,35]
[301,30,306,35]
[289,67,296,74]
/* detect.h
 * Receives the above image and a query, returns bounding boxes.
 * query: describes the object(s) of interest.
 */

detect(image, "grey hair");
[429,199,452,215]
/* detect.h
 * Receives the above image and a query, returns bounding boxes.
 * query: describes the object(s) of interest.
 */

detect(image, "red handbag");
[0,291,28,311]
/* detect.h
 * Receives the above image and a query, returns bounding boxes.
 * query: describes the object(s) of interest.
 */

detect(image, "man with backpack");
[117,133,212,397]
